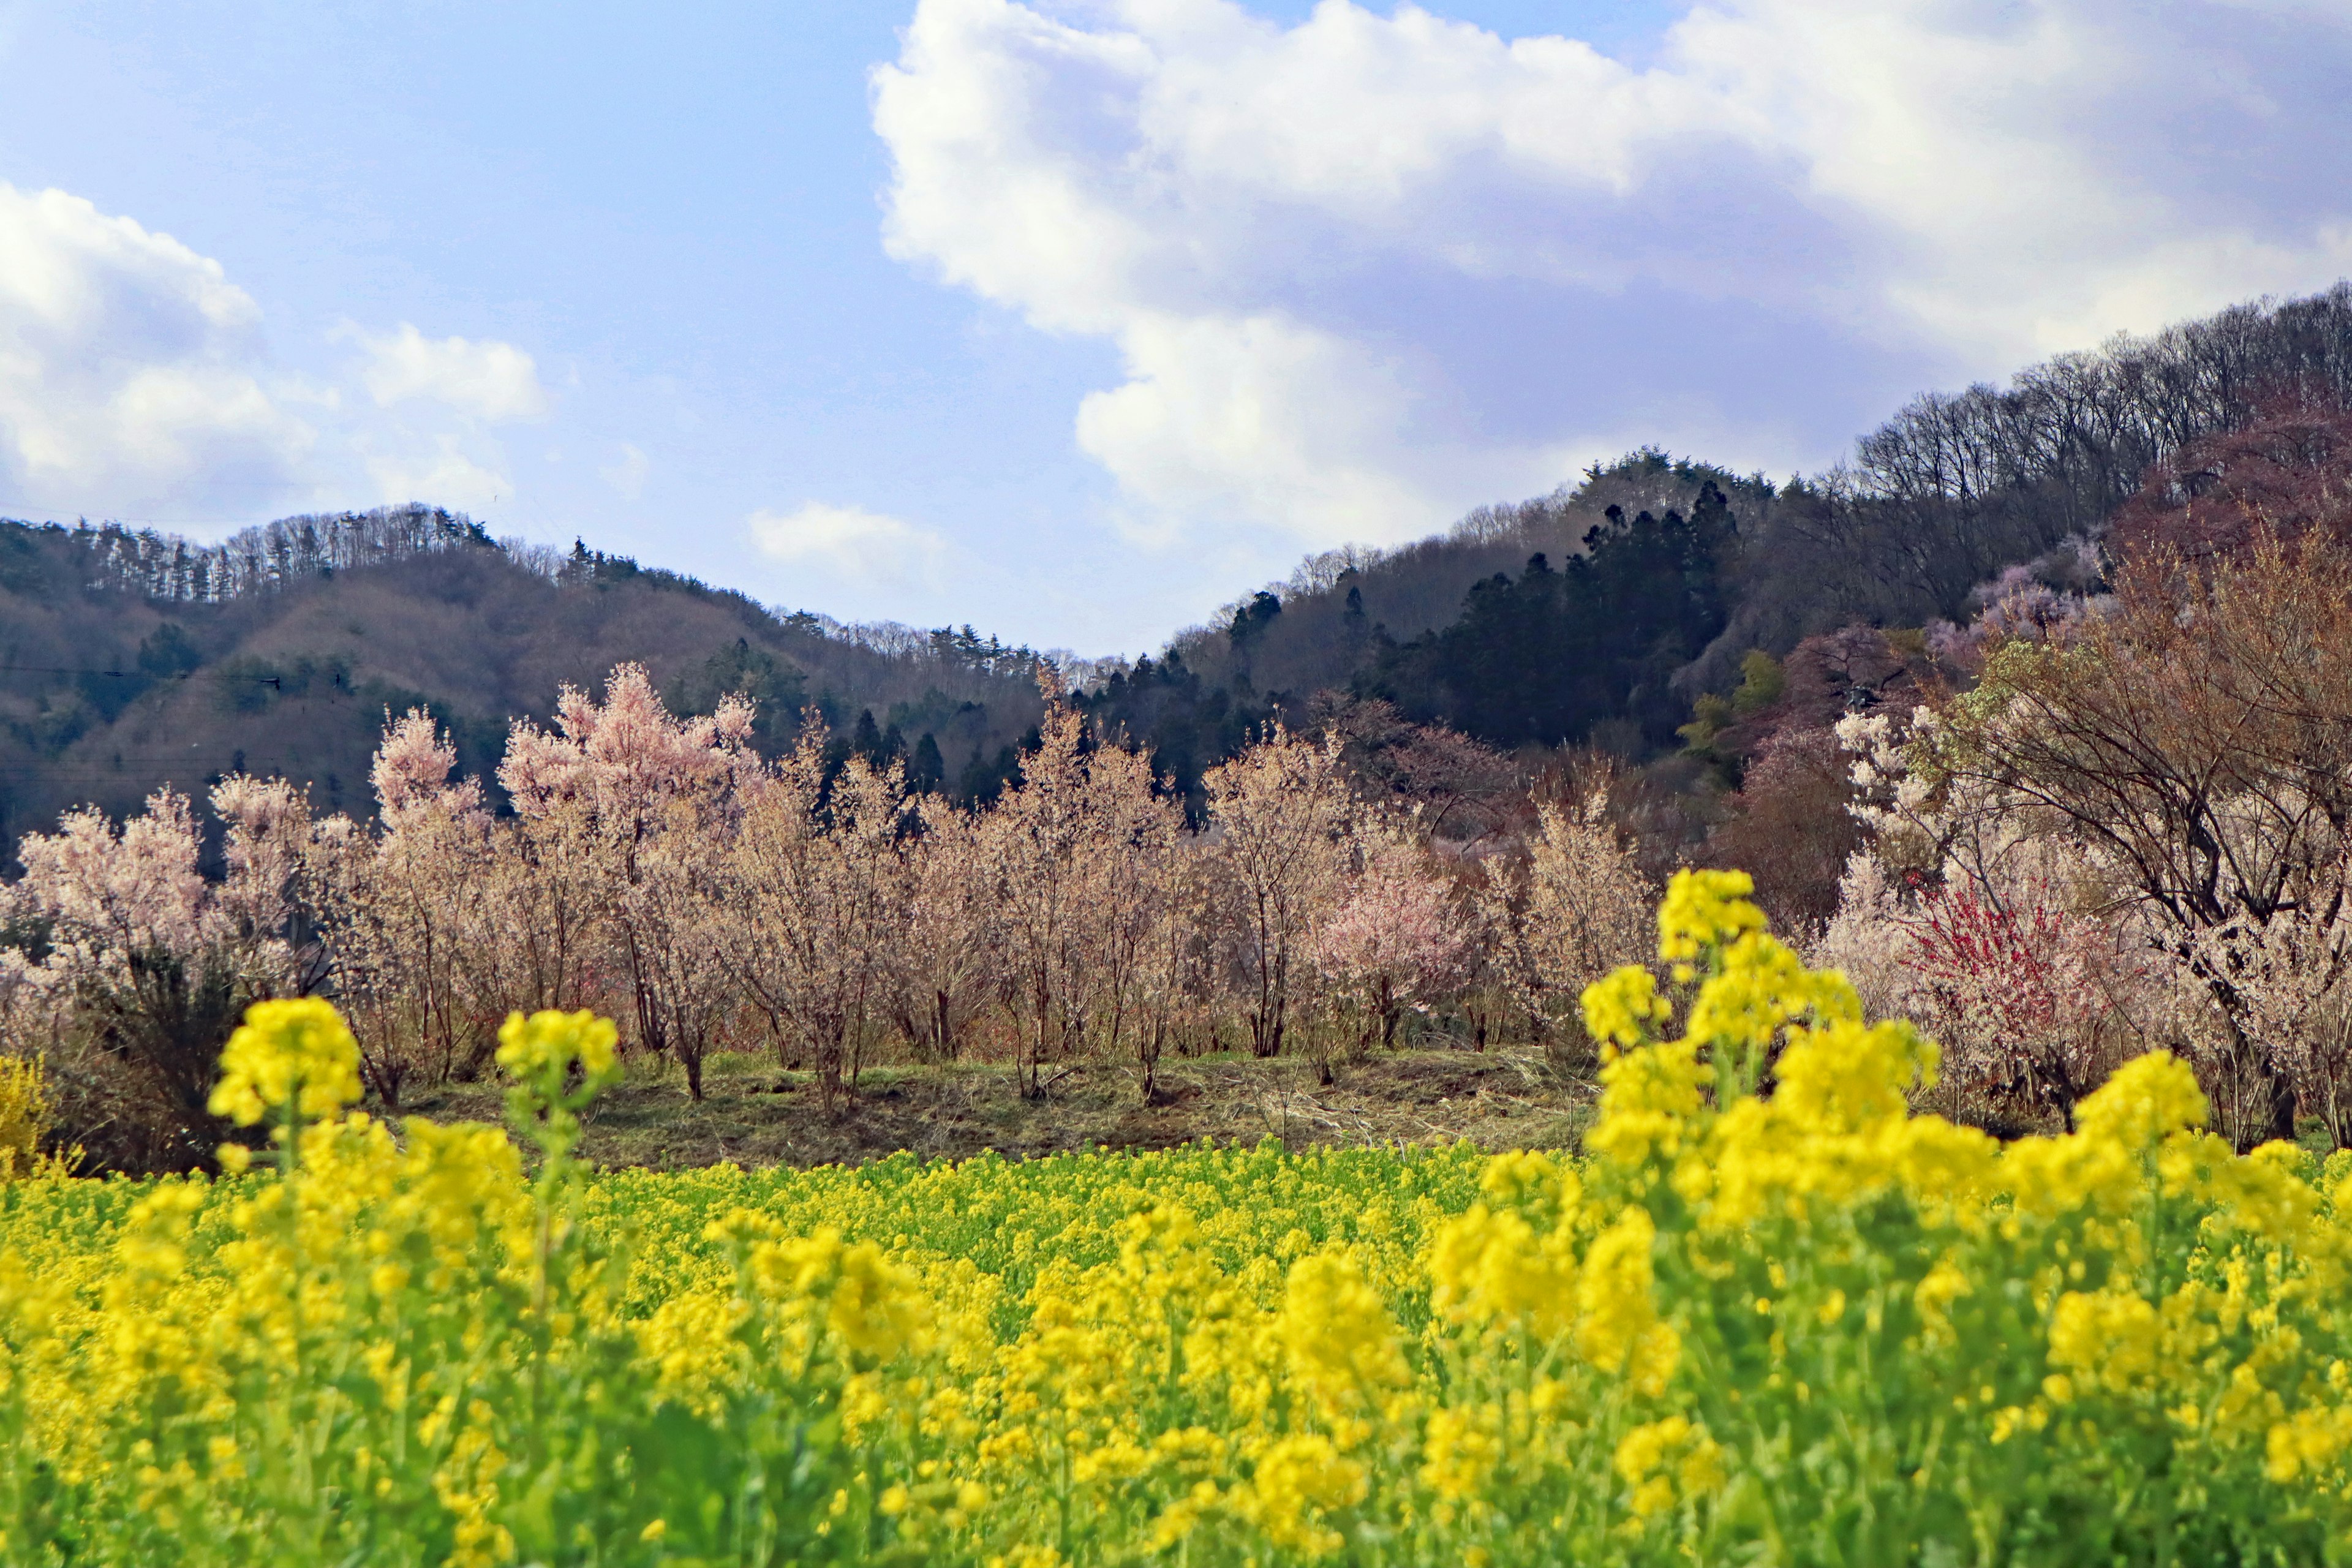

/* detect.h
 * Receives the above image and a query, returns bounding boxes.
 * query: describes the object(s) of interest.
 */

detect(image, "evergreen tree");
[910,732,946,793]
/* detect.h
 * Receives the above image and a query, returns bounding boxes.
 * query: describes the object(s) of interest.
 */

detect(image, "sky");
[1,1,2348,656]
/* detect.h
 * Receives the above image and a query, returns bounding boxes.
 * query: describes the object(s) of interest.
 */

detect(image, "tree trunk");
[2255,1051,2299,1150]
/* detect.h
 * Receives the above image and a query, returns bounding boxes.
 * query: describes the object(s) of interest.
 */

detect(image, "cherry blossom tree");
[724,720,910,1110]
[6,790,236,1168]
[1204,725,1352,1061]
[209,773,326,998]
[1896,873,2122,1131]
[1848,528,2352,1146]
[500,665,760,1095]
[309,709,498,1107]
[979,687,1183,1098]
[887,799,998,1065]
[1316,829,1469,1077]
[1474,793,1653,1054]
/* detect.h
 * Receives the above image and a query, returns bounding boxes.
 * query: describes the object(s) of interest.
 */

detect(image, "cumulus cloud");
[0,182,314,510]
[748,502,951,588]
[346,322,548,421]
[875,0,2352,547]
[0,180,558,522]
[333,325,545,510]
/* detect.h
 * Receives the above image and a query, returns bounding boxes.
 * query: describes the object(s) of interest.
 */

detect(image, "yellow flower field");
[4,870,2352,1565]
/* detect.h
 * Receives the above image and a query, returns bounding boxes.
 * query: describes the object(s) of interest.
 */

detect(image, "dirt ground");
[399,1046,1597,1170]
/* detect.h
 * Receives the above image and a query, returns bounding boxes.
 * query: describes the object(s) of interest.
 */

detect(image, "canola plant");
[4,870,2352,1565]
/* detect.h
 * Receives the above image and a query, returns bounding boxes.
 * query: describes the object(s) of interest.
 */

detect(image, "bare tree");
[725,722,908,1110]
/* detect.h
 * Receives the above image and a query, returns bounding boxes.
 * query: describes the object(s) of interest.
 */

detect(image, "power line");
[0,665,284,687]
[0,664,198,681]
[0,755,333,767]
[0,758,355,778]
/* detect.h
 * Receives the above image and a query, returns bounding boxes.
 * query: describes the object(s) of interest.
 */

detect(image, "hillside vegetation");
[0,511,1049,854]
[1087,284,2352,787]
[10,285,2352,841]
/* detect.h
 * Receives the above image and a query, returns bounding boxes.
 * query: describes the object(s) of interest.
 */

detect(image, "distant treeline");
[78,505,503,603]
[72,505,1059,680]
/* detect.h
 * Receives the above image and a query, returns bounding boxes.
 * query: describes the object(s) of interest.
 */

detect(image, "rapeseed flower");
[9,876,2352,1564]
[208,997,361,1126]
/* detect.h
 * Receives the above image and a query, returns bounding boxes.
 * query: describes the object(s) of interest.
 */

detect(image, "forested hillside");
[0,508,1050,856]
[1085,284,2352,786]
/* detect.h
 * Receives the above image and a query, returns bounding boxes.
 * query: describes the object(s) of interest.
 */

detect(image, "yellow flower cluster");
[494,1006,618,1084]
[6,878,2352,1564]
[0,1054,51,1180]
[206,997,362,1128]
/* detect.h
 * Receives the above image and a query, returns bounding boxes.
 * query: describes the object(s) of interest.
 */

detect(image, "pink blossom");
[13,790,216,963]
[497,663,758,824]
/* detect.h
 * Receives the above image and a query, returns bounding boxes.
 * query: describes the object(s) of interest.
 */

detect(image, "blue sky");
[1,1,2347,654]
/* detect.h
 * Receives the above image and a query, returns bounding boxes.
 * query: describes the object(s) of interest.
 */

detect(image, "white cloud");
[347,321,548,421]
[875,0,2352,547]
[0,179,559,524]
[360,436,511,512]
[748,502,950,589]
[0,181,314,510]
[599,440,650,499]
[1074,309,1568,545]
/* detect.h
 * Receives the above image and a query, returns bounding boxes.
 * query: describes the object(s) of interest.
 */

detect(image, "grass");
[397,1044,1598,1171]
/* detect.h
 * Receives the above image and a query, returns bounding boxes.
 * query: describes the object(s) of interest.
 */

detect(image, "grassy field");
[399,1045,1597,1169]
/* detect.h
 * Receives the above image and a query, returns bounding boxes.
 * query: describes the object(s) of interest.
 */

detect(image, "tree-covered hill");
[1084,284,2352,790]
[0,508,1049,854]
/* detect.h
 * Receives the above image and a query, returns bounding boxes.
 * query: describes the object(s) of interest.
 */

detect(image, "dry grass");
[398,1046,1597,1170]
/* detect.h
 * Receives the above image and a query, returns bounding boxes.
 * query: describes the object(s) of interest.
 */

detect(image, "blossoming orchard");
[0,666,1662,1169]
[0,872,2348,1562]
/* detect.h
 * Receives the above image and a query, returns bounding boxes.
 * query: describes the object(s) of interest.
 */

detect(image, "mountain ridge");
[0,509,1053,853]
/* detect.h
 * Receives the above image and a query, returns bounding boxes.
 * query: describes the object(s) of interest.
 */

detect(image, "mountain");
[0,508,1049,855]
